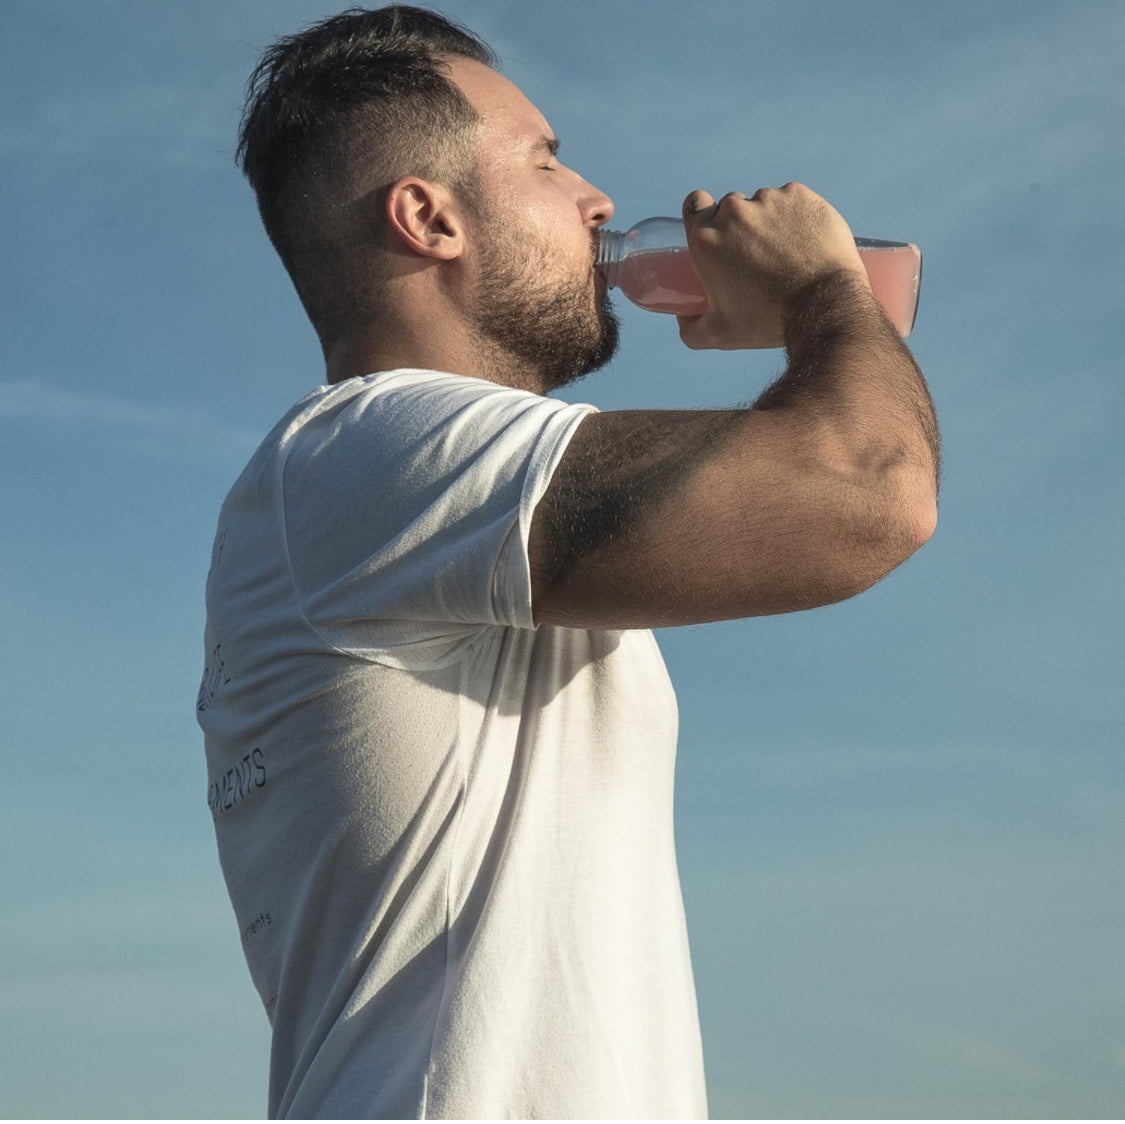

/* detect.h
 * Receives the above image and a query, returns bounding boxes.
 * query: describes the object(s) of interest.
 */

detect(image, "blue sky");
[2,0,1122,1117]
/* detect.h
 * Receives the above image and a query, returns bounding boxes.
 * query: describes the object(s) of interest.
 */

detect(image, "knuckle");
[713,192,740,217]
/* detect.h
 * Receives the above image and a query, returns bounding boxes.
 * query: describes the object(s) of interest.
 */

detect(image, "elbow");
[834,473,937,603]
[889,488,937,560]
[870,473,938,576]
[779,480,937,615]
[899,469,939,552]
[813,420,940,577]
[913,495,939,549]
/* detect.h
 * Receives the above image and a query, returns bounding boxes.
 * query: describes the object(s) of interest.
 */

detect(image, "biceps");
[529,408,907,630]
[529,409,741,592]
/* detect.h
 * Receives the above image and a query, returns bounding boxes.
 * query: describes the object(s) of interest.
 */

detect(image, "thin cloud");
[811,995,1044,1081]
[0,379,259,459]
[0,79,237,170]
[529,1,1123,242]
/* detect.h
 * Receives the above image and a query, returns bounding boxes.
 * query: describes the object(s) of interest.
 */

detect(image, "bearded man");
[198,5,939,1118]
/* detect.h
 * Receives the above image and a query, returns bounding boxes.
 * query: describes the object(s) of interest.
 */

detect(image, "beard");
[467,221,621,393]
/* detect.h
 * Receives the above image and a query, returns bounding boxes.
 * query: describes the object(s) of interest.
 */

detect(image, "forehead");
[445,56,552,155]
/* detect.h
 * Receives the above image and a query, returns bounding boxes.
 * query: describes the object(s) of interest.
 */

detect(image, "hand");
[676,183,870,350]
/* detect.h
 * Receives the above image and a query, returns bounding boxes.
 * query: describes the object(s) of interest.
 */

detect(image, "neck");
[324,314,551,396]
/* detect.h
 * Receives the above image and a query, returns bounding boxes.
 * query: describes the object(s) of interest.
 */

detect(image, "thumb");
[682,189,716,223]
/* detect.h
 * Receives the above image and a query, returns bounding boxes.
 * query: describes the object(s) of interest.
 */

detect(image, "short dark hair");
[236,5,497,347]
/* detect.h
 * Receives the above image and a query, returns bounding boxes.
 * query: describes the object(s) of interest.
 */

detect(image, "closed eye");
[535,133,561,171]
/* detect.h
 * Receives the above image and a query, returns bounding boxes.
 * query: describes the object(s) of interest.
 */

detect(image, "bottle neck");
[595,228,625,289]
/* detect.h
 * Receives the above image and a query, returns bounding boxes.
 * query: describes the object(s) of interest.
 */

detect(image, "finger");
[676,312,707,351]
[718,190,753,210]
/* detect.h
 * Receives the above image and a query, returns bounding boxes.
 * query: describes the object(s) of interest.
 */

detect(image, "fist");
[677,183,870,350]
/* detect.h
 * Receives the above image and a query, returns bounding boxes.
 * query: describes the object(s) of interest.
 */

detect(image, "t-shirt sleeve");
[281,370,595,669]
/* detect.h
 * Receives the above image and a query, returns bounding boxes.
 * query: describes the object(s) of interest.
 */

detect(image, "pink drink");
[614,242,921,336]
[854,242,921,336]
[616,250,709,316]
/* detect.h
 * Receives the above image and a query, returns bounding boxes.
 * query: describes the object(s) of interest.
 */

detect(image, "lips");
[592,265,608,304]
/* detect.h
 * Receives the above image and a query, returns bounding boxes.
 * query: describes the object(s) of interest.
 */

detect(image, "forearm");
[754,271,941,519]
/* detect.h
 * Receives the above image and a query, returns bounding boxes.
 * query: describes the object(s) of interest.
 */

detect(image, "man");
[198,5,939,1119]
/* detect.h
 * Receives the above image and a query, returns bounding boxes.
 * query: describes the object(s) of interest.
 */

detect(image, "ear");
[384,177,465,261]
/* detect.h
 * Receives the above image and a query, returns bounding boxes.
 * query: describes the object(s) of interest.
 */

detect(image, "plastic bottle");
[596,216,922,337]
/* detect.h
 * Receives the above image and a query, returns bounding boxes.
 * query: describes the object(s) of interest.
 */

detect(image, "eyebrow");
[536,134,560,158]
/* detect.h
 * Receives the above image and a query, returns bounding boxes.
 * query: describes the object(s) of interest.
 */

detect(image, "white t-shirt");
[197,369,707,1119]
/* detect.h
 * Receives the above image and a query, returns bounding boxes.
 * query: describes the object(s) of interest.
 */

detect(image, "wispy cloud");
[0,379,259,459]
[527,2,1123,243]
[811,995,1043,1081]
[0,79,238,170]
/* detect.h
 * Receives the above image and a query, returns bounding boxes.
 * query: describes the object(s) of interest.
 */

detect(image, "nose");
[580,179,615,228]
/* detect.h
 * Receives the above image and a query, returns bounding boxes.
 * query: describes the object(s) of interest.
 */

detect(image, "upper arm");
[528,407,932,630]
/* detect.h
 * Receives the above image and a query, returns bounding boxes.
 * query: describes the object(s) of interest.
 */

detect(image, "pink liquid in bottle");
[616,250,710,317]
[605,225,922,337]
[854,242,921,336]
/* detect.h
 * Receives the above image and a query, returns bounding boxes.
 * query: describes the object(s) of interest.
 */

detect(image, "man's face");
[448,58,620,391]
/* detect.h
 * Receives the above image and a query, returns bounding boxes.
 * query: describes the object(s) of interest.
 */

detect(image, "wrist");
[783,269,883,353]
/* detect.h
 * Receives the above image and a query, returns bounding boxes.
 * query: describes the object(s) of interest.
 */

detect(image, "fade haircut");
[236,5,497,348]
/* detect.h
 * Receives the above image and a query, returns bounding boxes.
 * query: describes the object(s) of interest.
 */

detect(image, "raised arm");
[529,184,940,630]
